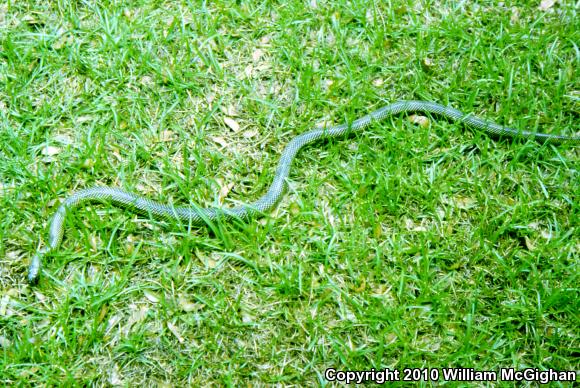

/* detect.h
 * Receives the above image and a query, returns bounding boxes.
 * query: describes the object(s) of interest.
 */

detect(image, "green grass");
[1,0,579,385]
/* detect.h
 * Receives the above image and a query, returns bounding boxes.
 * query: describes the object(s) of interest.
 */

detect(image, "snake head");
[27,253,42,284]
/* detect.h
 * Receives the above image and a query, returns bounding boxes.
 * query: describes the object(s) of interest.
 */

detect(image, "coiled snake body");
[28,100,580,283]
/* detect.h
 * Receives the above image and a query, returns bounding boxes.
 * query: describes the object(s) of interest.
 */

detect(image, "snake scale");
[28,100,580,283]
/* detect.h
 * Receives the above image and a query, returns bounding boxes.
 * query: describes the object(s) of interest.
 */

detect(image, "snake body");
[28,100,580,283]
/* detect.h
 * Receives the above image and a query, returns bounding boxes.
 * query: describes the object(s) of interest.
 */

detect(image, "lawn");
[1,0,578,385]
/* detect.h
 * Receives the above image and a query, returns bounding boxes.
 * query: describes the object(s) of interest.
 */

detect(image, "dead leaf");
[110,147,123,162]
[0,182,15,196]
[41,146,61,156]
[315,118,333,128]
[97,304,109,324]
[373,224,382,239]
[22,14,42,27]
[34,291,47,304]
[408,114,430,128]
[372,78,384,87]
[6,288,19,297]
[144,290,160,303]
[254,63,271,73]
[53,34,71,50]
[125,306,149,333]
[110,364,123,386]
[524,236,535,251]
[323,79,334,89]
[421,57,434,72]
[404,218,427,232]
[453,196,475,209]
[140,76,154,86]
[5,251,20,261]
[289,202,300,215]
[177,296,202,312]
[244,64,253,78]
[252,48,263,62]
[0,336,11,348]
[167,321,184,343]
[241,311,254,323]
[372,284,389,296]
[75,115,94,124]
[82,158,94,169]
[538,0,556,11]
[243,129,258,138]
[510,7,520,23]
[181,13,193,26]
[219,105,237,116]
[0,296,9,316]
[159,130,175,142]
[106,314,123,333]
[223,117,240,132]
[89,234,99,252]
[53,134,73,144]
[353,278,366,292]
[366,9,374,23]
[218,182,234,203]
[206,256,217,269]
[211,136,229,148]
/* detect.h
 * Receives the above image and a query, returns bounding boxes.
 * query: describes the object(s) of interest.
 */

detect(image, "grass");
[1,0,579,385]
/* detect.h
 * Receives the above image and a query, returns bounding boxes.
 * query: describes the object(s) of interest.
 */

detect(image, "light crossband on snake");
[28,100,580,284]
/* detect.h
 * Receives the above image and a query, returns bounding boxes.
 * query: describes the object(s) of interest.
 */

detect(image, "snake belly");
[28,100,580,283]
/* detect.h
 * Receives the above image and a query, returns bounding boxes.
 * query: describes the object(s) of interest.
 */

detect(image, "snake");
[28,100,580,283]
